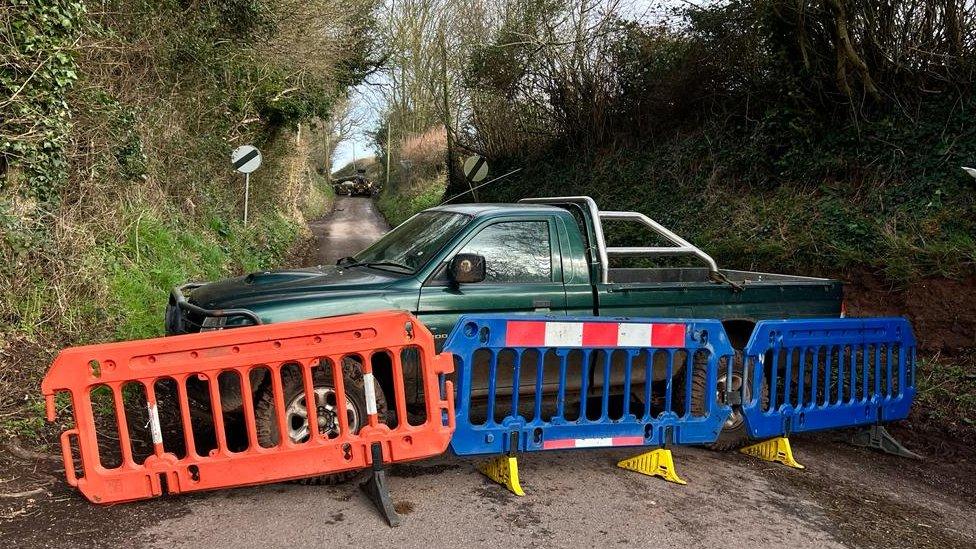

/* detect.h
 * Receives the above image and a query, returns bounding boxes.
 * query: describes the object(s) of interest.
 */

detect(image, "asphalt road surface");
[308,196,389,265]
[5,197,975,548]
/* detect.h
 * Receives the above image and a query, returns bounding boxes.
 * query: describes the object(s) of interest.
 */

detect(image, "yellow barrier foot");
[617,448,687,485]
[740,437,805,469]
[477,455,525,496]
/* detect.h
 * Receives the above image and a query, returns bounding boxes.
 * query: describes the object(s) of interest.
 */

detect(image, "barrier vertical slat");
[811,347,822,408]
[359,353,379,429]
[886,345,894,399]
[874,344,882,399]
[783,346,794,409]
[797,348,808,408]
[329,355,351,435]
[143,381,164,458]
[849,346,858,403]
[238,368,259,451]
[862,344,870,402]
[111,383,134,466]
[828,346,837,405]
[269,362,290,446]
[578,349,591,421]
[555,351,567,420]
[838,346,846,405]
[621,350,634,418]
[682,350,693,418]
[600,350,611,420]
[533,350,544,422]
[663,350,674,415]
[642,351,653,420]
[299,359,319,443]
[175,376,197,457]
[769,347,780,412]
[74,389,97,471]
[390,349,409,427]
[486,350,498,425]
[207,374,229,454]
[511,349,522,420]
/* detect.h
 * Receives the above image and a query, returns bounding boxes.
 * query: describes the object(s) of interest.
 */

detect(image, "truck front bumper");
[166,283,262,335]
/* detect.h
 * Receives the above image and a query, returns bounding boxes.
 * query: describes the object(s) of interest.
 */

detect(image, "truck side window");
[460,221,552,283]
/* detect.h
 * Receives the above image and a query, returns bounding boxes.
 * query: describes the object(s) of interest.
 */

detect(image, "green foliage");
[1,0,87,200]
[376,173,446,226]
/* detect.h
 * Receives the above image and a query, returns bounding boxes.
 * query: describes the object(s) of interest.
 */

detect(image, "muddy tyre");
[677,351,769,451]
[255,358,388,485]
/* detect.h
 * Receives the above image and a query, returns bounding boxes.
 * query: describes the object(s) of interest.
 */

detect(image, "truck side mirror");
[449,253,486,284]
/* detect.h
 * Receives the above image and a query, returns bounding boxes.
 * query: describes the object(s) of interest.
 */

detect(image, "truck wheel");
[680,351,768,451]
[255,358,388,485]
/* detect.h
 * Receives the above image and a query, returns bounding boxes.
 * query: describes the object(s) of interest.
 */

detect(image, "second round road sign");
[463,155,488,182]
[232,145,262,174]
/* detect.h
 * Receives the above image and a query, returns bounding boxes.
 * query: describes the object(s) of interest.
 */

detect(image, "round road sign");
[231,145,262,174]
[463,155,489,182]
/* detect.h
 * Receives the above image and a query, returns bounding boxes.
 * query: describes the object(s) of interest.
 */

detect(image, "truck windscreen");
[352,211,470,273]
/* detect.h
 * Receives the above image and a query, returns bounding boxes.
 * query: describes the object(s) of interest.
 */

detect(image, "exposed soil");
[845,272,976,351]
[0,449,191,548]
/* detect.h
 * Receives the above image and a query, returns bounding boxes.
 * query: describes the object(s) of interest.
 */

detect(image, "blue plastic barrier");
[442,315,735,456]
[740,318,916,439]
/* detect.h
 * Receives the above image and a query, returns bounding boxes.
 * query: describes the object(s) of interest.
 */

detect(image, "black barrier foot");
[847,425,922,460]
[360,443,401,527]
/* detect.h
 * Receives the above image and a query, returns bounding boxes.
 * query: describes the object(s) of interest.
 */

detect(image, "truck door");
[417,217,567,348]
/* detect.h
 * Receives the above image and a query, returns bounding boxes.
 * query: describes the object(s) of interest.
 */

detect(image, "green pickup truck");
[166,196,842,455]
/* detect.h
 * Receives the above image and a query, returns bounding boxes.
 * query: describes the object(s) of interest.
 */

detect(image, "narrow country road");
[309,196,389,265]
[5,197,975,549]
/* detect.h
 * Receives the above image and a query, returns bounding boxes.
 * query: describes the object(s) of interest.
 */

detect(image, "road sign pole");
[244,172,250,225]
[231,144,261,225]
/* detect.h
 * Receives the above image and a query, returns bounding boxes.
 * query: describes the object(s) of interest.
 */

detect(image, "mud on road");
[4,196,976,548]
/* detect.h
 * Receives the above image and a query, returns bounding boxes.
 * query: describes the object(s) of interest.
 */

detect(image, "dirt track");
[3,197,975,548]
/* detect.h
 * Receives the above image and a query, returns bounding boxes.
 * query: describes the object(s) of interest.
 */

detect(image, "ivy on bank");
[1,0,87,201]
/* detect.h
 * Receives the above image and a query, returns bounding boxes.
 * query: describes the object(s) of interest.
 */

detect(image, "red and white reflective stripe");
[541,436,644,450]
[505,321,686,348]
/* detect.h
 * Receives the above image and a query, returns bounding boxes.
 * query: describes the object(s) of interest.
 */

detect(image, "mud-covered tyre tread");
[254,358,388,485]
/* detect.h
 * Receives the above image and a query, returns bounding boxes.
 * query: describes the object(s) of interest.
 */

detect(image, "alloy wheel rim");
[284,386,359,442]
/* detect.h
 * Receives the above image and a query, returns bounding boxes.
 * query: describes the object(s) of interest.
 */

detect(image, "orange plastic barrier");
[42,311,454,504]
